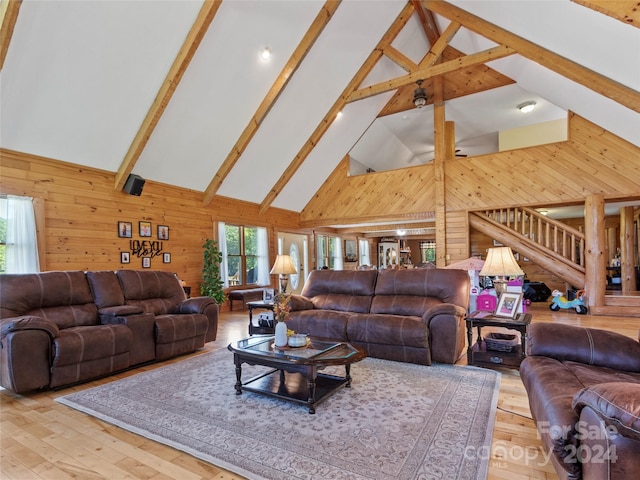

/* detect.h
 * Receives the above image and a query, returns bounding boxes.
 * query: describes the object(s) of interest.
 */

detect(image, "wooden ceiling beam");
[347,44,515,102]
[424,0,640,114]
[0,0,22,72]
[412,0,440,46]
[113,1,221,192]
[202,0,340,207]
[382,45,418,72]
[258,2,416,214]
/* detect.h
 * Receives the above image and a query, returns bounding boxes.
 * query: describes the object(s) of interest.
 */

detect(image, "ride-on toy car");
[549,289,588,314]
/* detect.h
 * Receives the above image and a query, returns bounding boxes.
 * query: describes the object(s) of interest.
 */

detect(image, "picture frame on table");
[118,221,132,238]
[495,292,522,318]
[120,251,130,264]
[263,288,275,302]
[142,257,151,268]
[139,221,152,237]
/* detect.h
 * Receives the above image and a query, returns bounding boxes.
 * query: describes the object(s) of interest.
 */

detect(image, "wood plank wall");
[0,149,299,296]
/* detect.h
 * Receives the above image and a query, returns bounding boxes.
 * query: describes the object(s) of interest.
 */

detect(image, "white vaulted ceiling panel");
[134,1,325,191]
[0,1,202,170]
[216,0,406,204]
[273,91,395,211]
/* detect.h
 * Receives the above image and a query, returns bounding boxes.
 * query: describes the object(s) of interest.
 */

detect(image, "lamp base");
[279,275,289,294]
[493,278,508,298]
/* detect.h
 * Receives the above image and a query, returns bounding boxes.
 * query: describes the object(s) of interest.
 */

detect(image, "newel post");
[584,194,606,307]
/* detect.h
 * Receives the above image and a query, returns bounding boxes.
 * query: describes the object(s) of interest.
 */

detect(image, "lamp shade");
[270,254,297,275]
[479,247,524,277]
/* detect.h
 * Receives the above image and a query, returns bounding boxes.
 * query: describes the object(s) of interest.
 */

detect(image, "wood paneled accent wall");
[0,149,299,294]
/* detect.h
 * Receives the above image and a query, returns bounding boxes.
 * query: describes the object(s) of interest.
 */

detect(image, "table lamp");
[479,247,524,297]
[270,254,297,293]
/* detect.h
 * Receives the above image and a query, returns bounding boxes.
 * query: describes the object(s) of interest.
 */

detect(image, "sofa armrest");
[289,294,314,311]
[423,304,467,364]
[175,297,219,343]
[175,296,217,314]
[529,323,640,372]
[1,315,59,339]
[572,382,640,442]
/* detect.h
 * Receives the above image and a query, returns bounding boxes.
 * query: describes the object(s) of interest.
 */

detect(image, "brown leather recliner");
[113,270,218,360]
[0,271,133,393]
[520,323,640,480]
[286,268,470,365]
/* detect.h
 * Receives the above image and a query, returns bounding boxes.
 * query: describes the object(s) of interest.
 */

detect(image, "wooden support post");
[620,206,637,293]
[584,194,606,307]
[433,76,446,267]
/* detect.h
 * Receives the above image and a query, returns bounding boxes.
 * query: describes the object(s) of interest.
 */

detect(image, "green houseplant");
[201,238,226,304]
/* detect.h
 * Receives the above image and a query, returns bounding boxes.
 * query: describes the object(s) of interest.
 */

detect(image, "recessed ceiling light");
[517,101,536,113]
[397,229,406,236]
[260,47,271,61]
[336,111,343,119]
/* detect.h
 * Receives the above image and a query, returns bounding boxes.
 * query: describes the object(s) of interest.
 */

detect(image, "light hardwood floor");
[2,304,638,480]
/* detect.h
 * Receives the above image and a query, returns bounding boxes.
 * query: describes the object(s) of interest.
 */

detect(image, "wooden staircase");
[470,207,640,317]
[469,207,585,288]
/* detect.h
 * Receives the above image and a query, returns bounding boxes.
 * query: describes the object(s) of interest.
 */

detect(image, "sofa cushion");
[370,295,443,317]
[301,269,378,297]
[0,271,98,328]
[373,268,470,309]
[52,324,132,366]
[117,270,186,315]
[347,313,427,348]
[285,310,350,341]
[86,270,125,308]
[154,314,208,344]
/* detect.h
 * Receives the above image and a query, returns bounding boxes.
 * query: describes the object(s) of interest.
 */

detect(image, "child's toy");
[549,289,588,314]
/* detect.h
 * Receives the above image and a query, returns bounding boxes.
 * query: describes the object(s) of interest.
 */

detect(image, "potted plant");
[201,238,226,304]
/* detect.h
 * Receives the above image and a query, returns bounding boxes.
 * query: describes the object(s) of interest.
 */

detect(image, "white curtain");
[6,195,40,273]
[256,227,269,285]
[217,222,229,288]
[333,237,343,270]
[359,239,370,266]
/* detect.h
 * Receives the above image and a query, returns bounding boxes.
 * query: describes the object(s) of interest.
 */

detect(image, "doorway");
[277,232,309,295]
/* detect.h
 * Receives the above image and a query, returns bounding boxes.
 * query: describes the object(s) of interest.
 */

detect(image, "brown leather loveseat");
[286,268,470,365]
[520,323,640,480]
[0,270,218,394]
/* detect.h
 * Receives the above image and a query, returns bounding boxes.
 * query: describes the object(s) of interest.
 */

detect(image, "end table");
[247,300,275,335]
[465,312,532,369]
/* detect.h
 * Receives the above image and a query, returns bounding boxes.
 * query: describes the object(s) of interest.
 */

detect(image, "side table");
[247,300,275,335]
[465,312,532,369]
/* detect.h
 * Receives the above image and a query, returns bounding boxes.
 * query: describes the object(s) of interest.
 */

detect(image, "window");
[0,195,40,274]
[420,241,436,264]
[358,239,370,266]
[219,223,268,288]
[316,235,343,270]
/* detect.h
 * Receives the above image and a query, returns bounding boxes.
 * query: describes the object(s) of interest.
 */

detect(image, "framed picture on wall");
[163,253,171,264]
[120,251,130,264]
[158,225,169,240]
[142,257,151,268]
[344,239,357,262]
[118,221,132,238]
[139,221,152,237]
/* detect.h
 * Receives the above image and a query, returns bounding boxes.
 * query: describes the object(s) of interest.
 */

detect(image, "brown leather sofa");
[0,270,218,394]
[286,268,470,365]
[520,323,640,480]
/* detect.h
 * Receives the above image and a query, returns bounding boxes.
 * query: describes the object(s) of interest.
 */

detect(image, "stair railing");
[481,207,585,268]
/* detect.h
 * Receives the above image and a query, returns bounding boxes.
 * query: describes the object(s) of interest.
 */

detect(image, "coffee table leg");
[306,377,316,414]
[234,360,242,395]
[345,364,352,387]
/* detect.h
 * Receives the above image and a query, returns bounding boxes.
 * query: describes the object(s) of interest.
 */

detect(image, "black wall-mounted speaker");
[123,174,145,196]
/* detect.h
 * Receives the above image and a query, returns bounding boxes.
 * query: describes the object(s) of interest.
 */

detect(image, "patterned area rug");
[57,348,500,480]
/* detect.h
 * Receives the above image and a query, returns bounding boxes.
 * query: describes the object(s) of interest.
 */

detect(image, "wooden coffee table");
[228,336,366,414]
